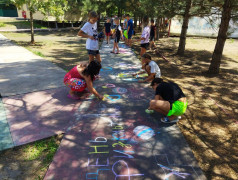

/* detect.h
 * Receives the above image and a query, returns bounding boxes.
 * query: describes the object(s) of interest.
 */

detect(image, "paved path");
[0,35,206,179]
[44,42,206,180]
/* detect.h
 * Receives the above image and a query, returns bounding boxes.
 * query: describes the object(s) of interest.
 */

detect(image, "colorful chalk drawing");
[122,78,138,82]
[157,164,191,179]
[112,87,128,94]
[101,67,113,71]
[104,94,121,101]
[133,125,155,140]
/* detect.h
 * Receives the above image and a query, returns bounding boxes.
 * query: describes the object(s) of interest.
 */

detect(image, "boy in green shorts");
[146,78,188,123]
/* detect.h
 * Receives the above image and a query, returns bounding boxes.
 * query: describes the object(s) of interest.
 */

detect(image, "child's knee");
[150,100,155,108]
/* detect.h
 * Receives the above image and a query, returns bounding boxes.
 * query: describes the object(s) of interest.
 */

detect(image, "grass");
[24,136,58,163]
[0,20,48,29]
[33,51,45,57]
[0,22,6,27]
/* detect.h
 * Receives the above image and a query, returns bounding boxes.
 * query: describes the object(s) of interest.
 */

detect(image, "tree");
[9,0,68,44]
[177,0,192,55]
[208,0,238,74]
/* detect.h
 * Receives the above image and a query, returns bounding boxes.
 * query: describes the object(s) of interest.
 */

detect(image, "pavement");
[0,34,206,179]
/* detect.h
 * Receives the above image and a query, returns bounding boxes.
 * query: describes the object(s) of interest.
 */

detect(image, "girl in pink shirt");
[64,61,103,100]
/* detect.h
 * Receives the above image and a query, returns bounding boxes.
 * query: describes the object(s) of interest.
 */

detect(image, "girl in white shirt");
[78,11,102,63]
[133,16,150,57]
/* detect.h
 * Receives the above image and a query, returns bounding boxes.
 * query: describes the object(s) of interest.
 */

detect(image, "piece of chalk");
[102,86,107,88]
[145,109,154,114]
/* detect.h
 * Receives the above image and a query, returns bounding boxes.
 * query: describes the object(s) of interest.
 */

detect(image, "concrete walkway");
[44,42,206,179]
[0,34,206,179]
[0,33,66,97]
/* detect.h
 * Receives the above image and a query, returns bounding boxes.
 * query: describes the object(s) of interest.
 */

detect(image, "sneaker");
[161,116,179,123]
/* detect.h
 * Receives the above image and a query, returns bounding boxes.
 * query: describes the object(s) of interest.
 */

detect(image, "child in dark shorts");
[104,18,111,44]
[78,11,102,63]
[150,19,157,49]
[111,17,122,54]
[132,16,150,57]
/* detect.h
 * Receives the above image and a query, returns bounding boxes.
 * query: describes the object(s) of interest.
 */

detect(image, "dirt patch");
[132,35,238,180]
[1,31,238,179]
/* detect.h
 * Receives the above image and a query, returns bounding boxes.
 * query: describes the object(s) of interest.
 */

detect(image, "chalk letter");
[89,145,109,154]
[112,125,123,130]
[113,150,134,158]
[86,169,110,179]
[112,160,144,179]
[88,158,109,167]
[112,141,132,148]
[89,137,107,143]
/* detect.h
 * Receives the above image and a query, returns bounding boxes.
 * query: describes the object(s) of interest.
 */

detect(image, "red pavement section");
[2,87,87,146]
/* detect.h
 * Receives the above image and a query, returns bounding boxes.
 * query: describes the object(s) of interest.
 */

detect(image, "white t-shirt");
[141,26,150,44]
[149,61,161,78]
[81,22,99,50]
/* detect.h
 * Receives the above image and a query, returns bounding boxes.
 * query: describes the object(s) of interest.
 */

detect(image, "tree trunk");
[134,15,137,28]
[177,0,192,55]
[208,0,232,74]
[30,11,35,44]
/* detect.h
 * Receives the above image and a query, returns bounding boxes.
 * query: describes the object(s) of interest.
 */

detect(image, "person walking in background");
[111,17,122,54]
[78,11,101,63]
[126,14,133,47]
[150,19,157,50]
[104,18,111,44]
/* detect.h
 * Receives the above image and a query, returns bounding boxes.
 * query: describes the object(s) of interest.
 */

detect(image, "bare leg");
[89,55,95,62]
[112,41,116,52]
[95,54,102,63]
[140,47,146,57]
[149,100,170,116]
[116,43,119,53]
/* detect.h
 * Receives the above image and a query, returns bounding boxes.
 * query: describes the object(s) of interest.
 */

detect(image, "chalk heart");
[104,94,121,101]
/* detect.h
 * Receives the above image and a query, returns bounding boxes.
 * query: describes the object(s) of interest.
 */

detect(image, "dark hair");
[126,14,130,17]
[89,11,98,19]
[141,53,151,60]
[82,60,101,81]
[151,19,154,23]
[143,16,149,26]
[151,78,163,86]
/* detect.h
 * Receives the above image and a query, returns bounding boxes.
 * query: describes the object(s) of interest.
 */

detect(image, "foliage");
[8,0,69,21]
[0,22,6,27]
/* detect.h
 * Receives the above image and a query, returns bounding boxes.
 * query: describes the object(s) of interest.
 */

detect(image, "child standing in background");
[150,19,157,49]
[132,16,150,57]
[78,11,101,63]
[126,14,134,47]
[111,17,122,54]
[104,18,111,44]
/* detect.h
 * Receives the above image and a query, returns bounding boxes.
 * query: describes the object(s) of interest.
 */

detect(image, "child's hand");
[98,94,104,100]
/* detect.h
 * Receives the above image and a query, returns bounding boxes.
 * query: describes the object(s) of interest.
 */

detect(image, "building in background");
[0,0,18,17]
[170,16,238,38]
